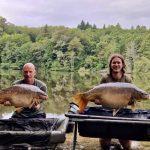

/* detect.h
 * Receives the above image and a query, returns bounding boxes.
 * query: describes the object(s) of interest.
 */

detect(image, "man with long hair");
[95,54,132,150]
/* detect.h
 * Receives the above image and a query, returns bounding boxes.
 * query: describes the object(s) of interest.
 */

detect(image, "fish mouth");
[39,95,48,100]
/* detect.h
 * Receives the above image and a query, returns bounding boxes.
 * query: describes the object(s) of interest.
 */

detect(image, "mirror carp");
[73,82,150,115]
[0,84,48,108]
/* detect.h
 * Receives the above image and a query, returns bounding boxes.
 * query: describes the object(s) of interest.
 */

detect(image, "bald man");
[11,63,48,118]
[21,63,37,85]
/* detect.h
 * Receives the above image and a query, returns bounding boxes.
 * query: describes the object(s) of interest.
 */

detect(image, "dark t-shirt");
[11,79,47,118]
[100,74,132,84]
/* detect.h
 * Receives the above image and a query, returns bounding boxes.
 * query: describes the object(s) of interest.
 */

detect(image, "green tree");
[77,20,86,30]
[0,16,7,33]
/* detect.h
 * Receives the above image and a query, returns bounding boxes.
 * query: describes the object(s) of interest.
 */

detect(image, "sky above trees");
[0,0,150,28]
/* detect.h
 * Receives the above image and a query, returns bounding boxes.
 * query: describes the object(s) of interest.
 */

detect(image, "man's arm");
[33,84,48,109]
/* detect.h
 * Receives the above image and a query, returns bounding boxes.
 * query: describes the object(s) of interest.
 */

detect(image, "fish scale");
[73,82,150,114]
[0,84,48,108]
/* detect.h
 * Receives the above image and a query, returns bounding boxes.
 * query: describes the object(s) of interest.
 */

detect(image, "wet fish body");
[73,82,149,113]
[0,84,48,108]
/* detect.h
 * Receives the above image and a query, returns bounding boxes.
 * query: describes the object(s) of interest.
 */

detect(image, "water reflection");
[1,112,13,119]
[43,70,101,114]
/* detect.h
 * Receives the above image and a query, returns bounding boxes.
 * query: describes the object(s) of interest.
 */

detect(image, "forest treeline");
[0,16,150,76]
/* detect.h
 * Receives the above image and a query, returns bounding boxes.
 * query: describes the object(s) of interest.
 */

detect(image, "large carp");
[73,82,150,114]
[0,84,48,108]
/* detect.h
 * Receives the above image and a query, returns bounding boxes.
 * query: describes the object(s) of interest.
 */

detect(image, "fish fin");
[29,98,36,108]
[34,98,40,105]
[112,109,120,116]
[15,107,23,113]
[29,98,40,108]
[131,102,136,111]
[38,94,48,100]
[73,93,88,113]
[0,98,12,104]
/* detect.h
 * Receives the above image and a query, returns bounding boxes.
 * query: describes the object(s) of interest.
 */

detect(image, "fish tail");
[73,93,88,113]
[131,102,136,111]
[15,107,23,113]
[112,109,120,116]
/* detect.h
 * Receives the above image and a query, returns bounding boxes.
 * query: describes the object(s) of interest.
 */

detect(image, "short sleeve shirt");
[100,74,132,84]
